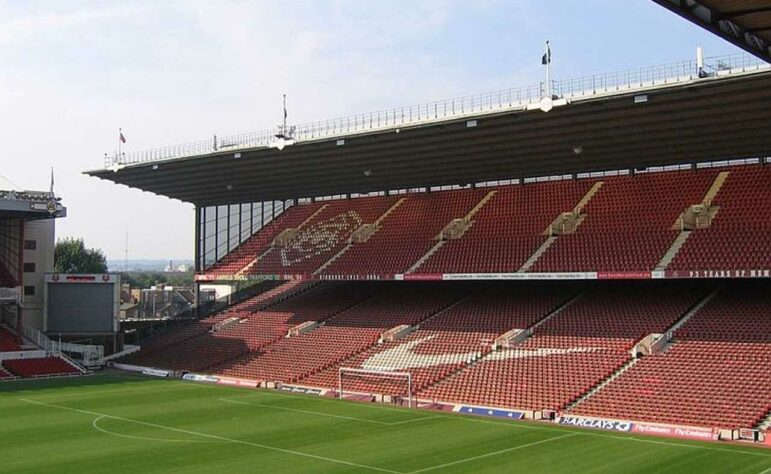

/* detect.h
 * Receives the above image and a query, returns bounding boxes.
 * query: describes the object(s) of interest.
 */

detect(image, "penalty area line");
[20,398,402,474]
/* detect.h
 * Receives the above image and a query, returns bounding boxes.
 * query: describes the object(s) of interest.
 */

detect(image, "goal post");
[338,367,413,408]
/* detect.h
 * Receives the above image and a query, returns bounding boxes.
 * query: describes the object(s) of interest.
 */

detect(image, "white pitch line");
[407,433,578,473]
[20,399,401,474]
[219,398,439,426]
[92,415,217,444]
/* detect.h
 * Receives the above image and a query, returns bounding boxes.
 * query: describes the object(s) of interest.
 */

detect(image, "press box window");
[24,240,37,250]
[24,286,36,296]
[23,262,36,273]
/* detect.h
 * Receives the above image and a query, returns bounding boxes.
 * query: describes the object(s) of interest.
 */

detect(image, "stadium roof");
[653,1,771,63]
[86,58,771,207]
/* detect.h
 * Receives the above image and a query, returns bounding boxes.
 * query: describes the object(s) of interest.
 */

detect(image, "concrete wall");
[22,219,55,330]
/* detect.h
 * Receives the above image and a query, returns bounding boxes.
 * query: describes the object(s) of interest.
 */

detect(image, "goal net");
[338,367,413,408]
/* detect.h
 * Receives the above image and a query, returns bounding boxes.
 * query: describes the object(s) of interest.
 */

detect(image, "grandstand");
[83,43,771,450]
[0,176,88,379]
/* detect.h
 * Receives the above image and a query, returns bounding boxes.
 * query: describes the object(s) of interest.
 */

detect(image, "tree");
[54,238,108,274]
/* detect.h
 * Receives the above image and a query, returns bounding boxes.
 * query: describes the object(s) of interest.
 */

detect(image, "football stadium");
[3,1,771,472]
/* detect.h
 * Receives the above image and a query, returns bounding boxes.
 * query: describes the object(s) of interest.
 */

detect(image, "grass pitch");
[1,373,769,473]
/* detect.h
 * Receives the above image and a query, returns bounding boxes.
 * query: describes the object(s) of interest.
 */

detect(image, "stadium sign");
[558,416,633,432]
[279,385,325,396]
[182,373,219,383]
[454,405,525,420]
[215,377,258,388]
[142,368,170,378]
[631,423,716,441]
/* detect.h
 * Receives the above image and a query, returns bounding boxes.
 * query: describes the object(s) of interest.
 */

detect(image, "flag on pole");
[283,94,287,121]
[541,41,551,65]
[119,129,126,143]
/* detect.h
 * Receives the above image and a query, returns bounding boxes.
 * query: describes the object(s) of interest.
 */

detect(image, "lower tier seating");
[420,347,629,411]
[0,367,13,379]
[571,341,771,429]
[299,282,579,394]
[571,282,771,429]
[120,279,770,430]
[217,282,471,382]
[0,327,22,351]
[3,357,80,377]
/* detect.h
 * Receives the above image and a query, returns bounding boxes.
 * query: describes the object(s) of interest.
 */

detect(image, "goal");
[338,367,413,408]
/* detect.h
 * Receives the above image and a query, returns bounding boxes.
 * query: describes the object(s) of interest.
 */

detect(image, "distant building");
[137,284,195,319]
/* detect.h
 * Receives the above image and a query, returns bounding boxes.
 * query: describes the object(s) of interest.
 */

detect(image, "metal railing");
[103,53,769,169]
[14,322,104,365]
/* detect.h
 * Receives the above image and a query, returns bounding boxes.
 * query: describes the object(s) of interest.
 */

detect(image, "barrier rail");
[15,323,104,365]
[103,53,769,168]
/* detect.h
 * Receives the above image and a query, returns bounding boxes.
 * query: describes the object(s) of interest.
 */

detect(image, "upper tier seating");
[0,327,22,352]
[419,181,590,273]
[217,282,469,382]
[300,282,577,394]
[532,170,717,272]
[572,282,771,429]
[206,202,325,276]
[3,357,80,377]
[202,165,770,278]
[252,196,399,276]
[321,189,487,276]
[670,165,771,271]
[420,282,704,411]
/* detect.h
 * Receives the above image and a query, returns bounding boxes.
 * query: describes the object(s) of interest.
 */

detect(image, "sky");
[0,0,743,261]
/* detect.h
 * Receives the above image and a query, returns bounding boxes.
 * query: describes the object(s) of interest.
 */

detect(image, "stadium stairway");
[668,165,771,272]
[518,181,604,272]
[654,171,730,270]
[758,411,771,431]
[406,190,499,274]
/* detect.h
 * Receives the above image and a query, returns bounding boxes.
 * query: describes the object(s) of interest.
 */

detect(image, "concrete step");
[298,204,329,229]
[666,286,722,337]
[237,247,274,276]
[313,243,353,275]
[566,357,640,411]
[757,410,771,431]
[702,171,731,206]
[573,181,604,214]
[464,190,498,220]
[406,241,446,273]
[375,198,408,225]
[528,291,586,333]
[518,236,557,272]
[655,230,692,270]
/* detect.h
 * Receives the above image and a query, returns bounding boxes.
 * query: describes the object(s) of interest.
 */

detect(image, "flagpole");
[282,94,287,134]
[545,41,551,99]
[118,128,123,159]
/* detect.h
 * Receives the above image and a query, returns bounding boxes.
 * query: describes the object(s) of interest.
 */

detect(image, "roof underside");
[653,0,771,62]
[87,71,771,207]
